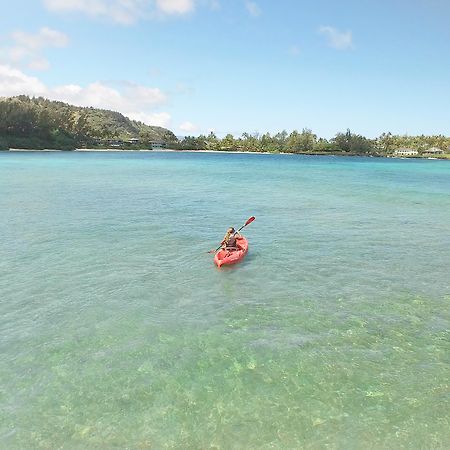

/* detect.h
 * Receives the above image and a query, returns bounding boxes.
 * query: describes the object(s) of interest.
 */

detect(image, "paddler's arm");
[220,234,228,247]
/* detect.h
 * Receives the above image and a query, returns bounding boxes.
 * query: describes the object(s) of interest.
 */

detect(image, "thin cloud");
[209,0,220,11]
[43,0,196,23]
[179,121,198,132]
[28,58,51,71]
[43,0,146,24]
[245,1,261,17]
[174,82,194,95]
[318,26,353,50]
[11,27,69,49]
[3,27,69,71]
[289,45,301,57]
[156,0,195,15]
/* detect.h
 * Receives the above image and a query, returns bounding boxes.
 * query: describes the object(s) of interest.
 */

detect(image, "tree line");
[173,129,450,155]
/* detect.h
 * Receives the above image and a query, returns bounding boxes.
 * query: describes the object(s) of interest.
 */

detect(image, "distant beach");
[2,147,448,160]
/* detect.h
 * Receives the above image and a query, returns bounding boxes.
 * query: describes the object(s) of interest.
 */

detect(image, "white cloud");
[318,26,353,50]
[49,82,167,117]
[245,1,261,17]
[43,0,197,23]
[0,65,47,96]
[127,84,167,106]
[128,111,171,127]
[156,0,195,15]
[179,121,198,132]
[2,27,69,71]
[0,64,171,128]
[50,82,124,109]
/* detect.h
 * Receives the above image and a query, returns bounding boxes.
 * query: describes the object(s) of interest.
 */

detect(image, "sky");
[1,0,450,138]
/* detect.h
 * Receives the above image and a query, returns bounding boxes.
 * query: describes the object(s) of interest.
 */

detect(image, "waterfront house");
[423,147,443,155]
[394,147,418,156]
[150,141,165,150]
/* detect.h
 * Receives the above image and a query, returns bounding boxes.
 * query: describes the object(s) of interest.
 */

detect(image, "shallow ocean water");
[0,151,449,449]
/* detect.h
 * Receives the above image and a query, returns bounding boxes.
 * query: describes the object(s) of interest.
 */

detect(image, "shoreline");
[3,147,449,160]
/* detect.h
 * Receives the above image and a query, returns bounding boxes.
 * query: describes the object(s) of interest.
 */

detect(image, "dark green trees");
[0,96,176,149]
[332,129,374,153]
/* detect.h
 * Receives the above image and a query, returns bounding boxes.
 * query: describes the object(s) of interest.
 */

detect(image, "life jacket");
[225,234,238,248]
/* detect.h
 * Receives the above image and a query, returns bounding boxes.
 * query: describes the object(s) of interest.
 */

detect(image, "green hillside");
[0,96,177,150]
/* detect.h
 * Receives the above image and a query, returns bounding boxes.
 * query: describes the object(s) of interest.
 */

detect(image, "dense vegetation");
[175,129,450,157]
[0,96,176,150]
[1,96,449,157]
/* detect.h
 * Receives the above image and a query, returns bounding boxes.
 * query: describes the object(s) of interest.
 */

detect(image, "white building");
[394,147,418,156]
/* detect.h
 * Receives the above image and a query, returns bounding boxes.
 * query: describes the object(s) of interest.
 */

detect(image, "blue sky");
[1,0,449,138]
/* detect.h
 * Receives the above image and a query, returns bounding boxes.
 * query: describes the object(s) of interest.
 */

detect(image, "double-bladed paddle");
[208,216,255,253]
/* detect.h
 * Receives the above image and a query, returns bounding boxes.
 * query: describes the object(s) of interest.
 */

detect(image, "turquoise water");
[1,151,449,449]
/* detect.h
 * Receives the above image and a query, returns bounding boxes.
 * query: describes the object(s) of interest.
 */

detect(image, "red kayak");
[214,236,249,268]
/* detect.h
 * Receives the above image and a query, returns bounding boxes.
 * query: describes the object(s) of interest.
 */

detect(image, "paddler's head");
[227,227,235,234]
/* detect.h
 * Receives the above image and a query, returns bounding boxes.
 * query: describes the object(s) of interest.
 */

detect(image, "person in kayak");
[221,227,241,250]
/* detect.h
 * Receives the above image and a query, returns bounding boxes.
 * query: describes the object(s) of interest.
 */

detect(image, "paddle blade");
[208,245,222,254]
[245,216,255,226]
[237,216,255,232]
